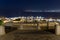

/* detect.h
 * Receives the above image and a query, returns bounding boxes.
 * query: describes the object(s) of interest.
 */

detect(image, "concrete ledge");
[0,26,5,36]
[55,23,60,35]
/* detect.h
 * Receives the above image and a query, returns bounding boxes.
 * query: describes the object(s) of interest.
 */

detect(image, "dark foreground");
[0,30,60,40]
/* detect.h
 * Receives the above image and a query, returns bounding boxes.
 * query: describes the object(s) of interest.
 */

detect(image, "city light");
[0,16,60,23]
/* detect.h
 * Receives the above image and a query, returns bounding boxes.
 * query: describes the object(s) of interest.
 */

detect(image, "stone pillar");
[38,26,41,30]
[18,25,23,30]
[0,25,5,36]
[38,23,41,30]
[20,25,23,30]
[55,23,60,35]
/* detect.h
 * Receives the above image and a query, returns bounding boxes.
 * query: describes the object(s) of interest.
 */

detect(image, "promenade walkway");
[0,30,60,40]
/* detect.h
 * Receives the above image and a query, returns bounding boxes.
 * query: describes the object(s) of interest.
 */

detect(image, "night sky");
[0,0,60,17]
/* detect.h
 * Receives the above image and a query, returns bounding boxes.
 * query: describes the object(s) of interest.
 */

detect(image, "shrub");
[0,20,3,25]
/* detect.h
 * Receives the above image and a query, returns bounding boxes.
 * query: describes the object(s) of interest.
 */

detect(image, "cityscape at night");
[0,0,60,40]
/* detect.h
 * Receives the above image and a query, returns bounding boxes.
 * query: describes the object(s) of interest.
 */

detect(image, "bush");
[0,20,3,25]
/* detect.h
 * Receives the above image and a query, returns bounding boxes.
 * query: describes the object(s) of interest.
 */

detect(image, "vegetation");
[0,20,3,25]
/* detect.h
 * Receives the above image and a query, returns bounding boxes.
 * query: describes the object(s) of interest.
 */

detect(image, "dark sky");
[0,0,60,9]
[0,0,60,17]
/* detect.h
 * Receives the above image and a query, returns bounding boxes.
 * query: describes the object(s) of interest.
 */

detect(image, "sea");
[0,10,60,18]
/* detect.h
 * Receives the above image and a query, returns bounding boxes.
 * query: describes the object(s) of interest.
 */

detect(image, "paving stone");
[0,30,60,40]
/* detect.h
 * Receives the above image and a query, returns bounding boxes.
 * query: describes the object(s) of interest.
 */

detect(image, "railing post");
[0,25,5,36]
[18,23,23,30]
[0,20,5,36]
[38,23,41,30]
[55,22,60,35]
